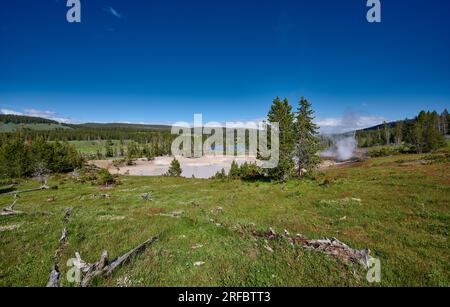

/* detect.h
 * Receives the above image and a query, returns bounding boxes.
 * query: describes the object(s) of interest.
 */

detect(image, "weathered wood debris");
[252,227,372,268]
[0,184,16,194]
[4,183,49,196]
[140,192,152,201]
[46,207,73,287]
[1,195,22,216]
[73,236,158,287]
[46,206,158,287]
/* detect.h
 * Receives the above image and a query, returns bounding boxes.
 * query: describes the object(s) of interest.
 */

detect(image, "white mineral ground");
[90,150,364,179]
[90,155,259,179]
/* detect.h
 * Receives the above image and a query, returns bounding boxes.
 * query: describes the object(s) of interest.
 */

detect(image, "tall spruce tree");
[267,97,295,181]
[295,97,319,176]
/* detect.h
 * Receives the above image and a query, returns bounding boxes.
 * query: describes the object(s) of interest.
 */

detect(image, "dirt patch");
[148,208,166,215]
[319,159,364,170]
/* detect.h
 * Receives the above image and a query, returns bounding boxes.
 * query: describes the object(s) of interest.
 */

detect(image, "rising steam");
[320,134,357,161]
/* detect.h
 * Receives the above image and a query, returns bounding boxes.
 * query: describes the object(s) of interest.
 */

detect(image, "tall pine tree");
[267,97,295,181]
[295,97,319,176]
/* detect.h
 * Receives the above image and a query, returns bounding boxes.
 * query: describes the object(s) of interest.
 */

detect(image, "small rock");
[194,261,205,267]
[141,192,152,201]
[212,206,224,214]
[264,245,274,253]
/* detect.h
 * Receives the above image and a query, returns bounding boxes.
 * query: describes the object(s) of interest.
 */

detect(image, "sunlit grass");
[0,152,449,287]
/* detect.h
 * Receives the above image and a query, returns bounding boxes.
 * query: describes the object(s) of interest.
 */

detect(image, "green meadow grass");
[69,140,111,155]
[0,153,449,287]
[69,140,128,156]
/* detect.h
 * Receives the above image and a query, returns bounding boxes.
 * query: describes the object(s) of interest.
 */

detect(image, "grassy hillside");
[76,123,171,132]
[0,114,72,132]
[0,152,448,287]
[0,114,171,133]
[0,122,72,133]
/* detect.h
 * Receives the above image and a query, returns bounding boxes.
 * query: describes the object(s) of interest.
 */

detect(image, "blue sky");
[0,0,449,132]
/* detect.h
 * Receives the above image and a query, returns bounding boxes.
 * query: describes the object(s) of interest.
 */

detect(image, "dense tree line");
[0,114,64,125]
[0,127,174,143]
[357,109,448,153]
[0,128,175,157]
[0,133,83,178]
[99,139,170,160]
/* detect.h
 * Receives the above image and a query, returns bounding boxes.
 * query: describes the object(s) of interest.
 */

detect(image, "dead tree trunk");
[46,208,72,287]
[252,228,372,268]
[1,197,22,216]
[4,184,49,196]
[74,236,158,287]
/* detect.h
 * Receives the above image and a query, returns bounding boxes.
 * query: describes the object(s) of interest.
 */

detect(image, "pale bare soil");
[91,154,358,178]
[90,155,258,179]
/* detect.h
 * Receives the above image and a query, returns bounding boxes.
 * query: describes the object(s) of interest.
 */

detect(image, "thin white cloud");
[108,7,122,19]
[23,108,57,118]
[316,112,387,134]
[1,109,23,115]
[1,108,75,124]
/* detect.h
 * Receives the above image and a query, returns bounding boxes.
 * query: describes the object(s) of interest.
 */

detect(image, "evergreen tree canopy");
[267,97,295,181]
[295,97,320,175]
[166,158,182,177]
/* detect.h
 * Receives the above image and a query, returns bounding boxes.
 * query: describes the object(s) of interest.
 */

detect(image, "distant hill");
[357,119,415,132]
[0,114,172,133]
[0,114,72,132]
[76,123,172,132]
[0,114,63,125]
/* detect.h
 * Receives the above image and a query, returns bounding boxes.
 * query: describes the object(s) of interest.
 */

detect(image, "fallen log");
[1,197,22,216]
[74,236,158,287]
[0,184,16,194]
[4,184,49,196]
[252,228,372,268]
[46,266,60,288]
[46,208,72,287]
[79,251,109,287]
[104,236,158,277]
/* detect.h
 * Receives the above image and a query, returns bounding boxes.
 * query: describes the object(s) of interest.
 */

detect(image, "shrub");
[96,168,117,186]
[212,162,264,181]
[423,153,450,164]
[211,168,227,180]
[367,145,413,157]
[166,158,182,177]
[228,161,240,179]
[112,157,135,168]
[237,162,264,180]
